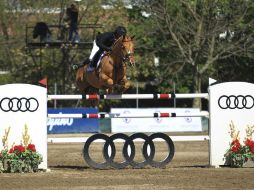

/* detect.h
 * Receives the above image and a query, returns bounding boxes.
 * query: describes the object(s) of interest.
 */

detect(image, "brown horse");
[76,35,135,95]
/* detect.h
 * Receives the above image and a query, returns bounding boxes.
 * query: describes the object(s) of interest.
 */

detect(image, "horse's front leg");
[119,76,130,93]
[99,73,114,93]
[113,77,130,93]
[106,88,113,94]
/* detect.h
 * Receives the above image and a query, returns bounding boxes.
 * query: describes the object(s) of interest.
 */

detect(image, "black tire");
[103,133,135,169]
[143,133,175,168]
[83,133,113,169]
[125,133,155,169]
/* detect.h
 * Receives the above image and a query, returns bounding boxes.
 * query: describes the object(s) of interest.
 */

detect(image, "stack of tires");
[83,132,175,169]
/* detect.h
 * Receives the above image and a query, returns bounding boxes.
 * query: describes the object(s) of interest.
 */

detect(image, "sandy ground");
[0,135,254,190]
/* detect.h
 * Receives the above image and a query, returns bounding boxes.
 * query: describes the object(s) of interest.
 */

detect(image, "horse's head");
[121,35,135,67]
[112,35,135,67]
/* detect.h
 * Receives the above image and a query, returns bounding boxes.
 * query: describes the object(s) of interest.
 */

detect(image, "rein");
[112,37,134,64]
[109,36,125,66]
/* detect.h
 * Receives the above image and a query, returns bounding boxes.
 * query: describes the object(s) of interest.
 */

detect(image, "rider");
[72,26,127,71]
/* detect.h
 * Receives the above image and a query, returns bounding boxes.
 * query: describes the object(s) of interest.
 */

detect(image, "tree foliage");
[0,0,253,109]
[129,0,254,108]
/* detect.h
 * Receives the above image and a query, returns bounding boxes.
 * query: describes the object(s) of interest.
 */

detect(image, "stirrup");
[71,64,79,70]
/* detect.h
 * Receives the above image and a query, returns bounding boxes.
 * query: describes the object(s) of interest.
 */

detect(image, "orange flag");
[39,78,47,87]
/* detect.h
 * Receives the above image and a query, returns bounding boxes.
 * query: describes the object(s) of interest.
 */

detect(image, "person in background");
[65,3,79,42]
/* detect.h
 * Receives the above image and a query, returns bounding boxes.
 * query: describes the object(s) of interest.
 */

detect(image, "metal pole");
[136,81,139,108]
[173,82,176,107]
[54,83,57,108]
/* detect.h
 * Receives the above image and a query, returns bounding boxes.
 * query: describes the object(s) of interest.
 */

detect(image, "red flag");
[39,78,47,87]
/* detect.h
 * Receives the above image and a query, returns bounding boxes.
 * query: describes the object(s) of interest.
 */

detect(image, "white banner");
[111,108,202,133]
[0,84,47,169]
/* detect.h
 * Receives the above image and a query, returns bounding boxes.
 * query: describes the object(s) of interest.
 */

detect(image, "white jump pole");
[48,93,209,100]
[47,135,210,143]
[48,111,209,119]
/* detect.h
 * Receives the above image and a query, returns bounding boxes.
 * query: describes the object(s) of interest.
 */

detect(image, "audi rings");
[83,133,175,169]
[218,95,254,109]
[0,97,39,112]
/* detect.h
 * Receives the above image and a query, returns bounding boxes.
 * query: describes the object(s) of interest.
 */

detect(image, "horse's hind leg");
[76,79,89,95]
[76,66,91,94]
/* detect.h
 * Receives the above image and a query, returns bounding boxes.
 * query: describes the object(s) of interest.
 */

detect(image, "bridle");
[121,38,135,67]
[109,36,135,68]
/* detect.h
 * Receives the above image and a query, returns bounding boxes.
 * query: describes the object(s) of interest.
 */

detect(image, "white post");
[209,82,254,167]
[0,84,47,170]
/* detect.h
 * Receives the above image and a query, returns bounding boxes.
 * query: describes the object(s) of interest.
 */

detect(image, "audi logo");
[218,95,254,109]
[0,97,39,112]
[83,133,175,169]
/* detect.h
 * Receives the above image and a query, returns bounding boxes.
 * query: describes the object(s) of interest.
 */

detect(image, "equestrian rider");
[72,26,127,71]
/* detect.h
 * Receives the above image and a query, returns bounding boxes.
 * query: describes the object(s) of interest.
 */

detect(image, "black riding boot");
[91,50,103,68]
[87,50,103,72]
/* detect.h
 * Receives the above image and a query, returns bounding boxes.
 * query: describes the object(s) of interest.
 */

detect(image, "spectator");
[65,3,79,42]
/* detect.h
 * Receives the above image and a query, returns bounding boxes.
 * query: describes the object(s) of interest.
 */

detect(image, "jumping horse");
[76,35,135,97]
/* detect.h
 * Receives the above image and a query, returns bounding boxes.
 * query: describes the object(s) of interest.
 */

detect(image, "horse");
[76,35,135,97]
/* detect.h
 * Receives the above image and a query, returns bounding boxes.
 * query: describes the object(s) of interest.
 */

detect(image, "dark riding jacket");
[69,9,78,24]
[96,32,116,51]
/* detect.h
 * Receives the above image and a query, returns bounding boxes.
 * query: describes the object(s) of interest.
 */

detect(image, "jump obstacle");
[47,93,210,169]
[46,82,254,168]
[1,81,254,169]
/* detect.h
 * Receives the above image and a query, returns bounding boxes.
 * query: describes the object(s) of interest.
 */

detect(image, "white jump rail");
[47,135,210,143]
[48,111,209,119]
[48,93,209,100]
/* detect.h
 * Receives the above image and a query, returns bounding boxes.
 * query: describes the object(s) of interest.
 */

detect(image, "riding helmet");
[114,26,127,37]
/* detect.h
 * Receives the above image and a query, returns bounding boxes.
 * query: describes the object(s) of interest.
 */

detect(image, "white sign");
[209,82,254,167]
[111,108,202,133]
[0,84,47,169]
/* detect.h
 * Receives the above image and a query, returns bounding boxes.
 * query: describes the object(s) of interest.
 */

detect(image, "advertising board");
[47,108,99,133]
[111,108,202,133]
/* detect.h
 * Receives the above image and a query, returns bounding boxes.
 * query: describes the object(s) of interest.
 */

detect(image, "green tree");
[129,0,254,108]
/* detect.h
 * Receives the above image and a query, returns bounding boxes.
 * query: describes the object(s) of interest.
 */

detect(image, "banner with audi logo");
[0,84,47,170]
[209,82,254,167]
[111,108,202,133]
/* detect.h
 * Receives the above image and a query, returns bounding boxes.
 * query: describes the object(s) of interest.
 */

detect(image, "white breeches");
[89,40,99,60]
